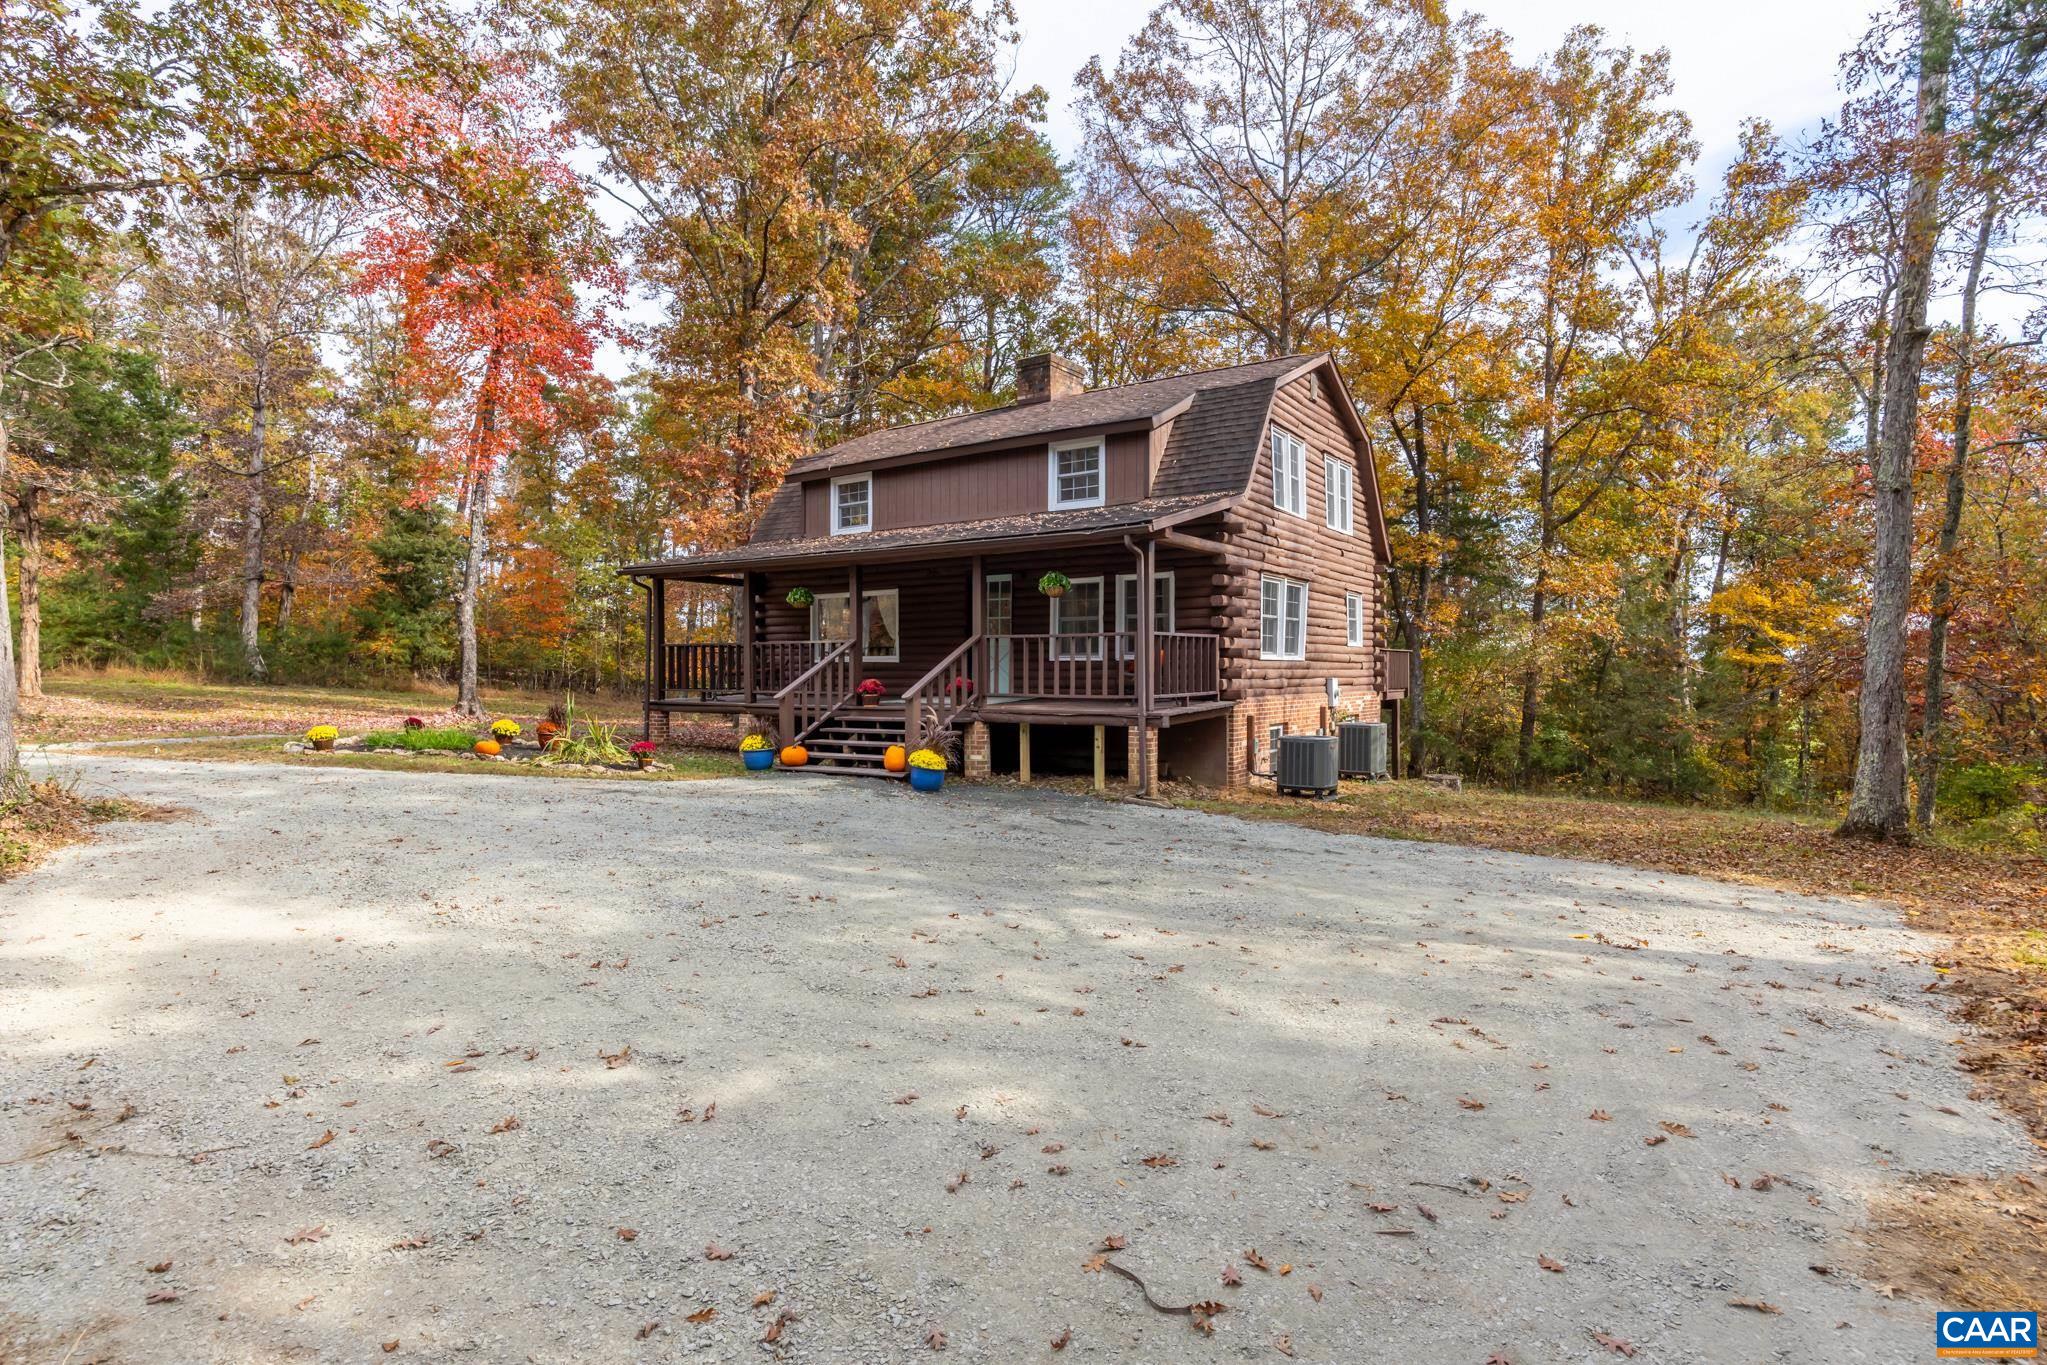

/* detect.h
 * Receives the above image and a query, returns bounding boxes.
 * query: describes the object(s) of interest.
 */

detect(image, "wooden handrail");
[776,639,854,744]
[902,634,981,750]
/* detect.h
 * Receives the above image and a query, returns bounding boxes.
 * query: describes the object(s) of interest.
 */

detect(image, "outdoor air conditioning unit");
[1275,734,1339,798]
[1338,721,1388,779]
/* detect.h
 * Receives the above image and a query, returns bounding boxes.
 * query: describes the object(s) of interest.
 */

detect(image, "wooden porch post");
[1093,725,1106,792]
[847,563,863,679]
[1136,539,1156,796]
[651,575,667,703]
[739,571,754,701]
[640,576,654,740]
[1019,722,1031,784]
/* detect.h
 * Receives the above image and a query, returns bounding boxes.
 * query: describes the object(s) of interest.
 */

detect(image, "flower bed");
[361,726,479,752]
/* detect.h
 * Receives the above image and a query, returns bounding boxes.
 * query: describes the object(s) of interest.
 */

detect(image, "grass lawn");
[19,670,642,746]
[78,735,746,782]
[1184,779,2047,1151]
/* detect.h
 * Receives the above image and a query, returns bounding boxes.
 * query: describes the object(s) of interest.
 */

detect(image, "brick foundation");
[963,721,991,780]
[1224,691,1380,788]
[1125,724,1158,791]
[646,708,671,743]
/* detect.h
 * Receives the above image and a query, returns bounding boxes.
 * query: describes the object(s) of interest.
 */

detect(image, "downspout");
[1123,534,1152,796]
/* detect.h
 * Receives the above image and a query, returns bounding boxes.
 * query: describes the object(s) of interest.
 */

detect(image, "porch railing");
[902,635,981,751]
[776,640,855,744]
[1154,632,1222,702]
[661,640,831,700]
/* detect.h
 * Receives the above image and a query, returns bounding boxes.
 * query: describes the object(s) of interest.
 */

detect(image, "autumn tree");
[1075,0,1446,358]
[355,42,611,716]
[547,0,1039,550]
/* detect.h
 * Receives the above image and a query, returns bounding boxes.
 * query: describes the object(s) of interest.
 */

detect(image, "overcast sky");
[1012,0,1879,209]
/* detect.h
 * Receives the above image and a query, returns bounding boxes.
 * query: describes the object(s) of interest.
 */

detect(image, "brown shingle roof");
[623,494,1230,575]
[786,353,1318,477]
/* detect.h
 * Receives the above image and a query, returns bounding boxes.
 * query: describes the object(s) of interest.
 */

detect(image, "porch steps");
[799,711,908,777]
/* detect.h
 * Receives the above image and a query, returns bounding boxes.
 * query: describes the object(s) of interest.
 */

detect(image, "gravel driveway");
[1,757,2030,1363]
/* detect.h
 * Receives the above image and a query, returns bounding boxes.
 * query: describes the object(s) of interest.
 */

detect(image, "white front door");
[985,575,1012,695]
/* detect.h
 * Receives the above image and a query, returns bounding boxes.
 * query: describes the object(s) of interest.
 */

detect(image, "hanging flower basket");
[786,586,816,608]
[1038,571,1071,599]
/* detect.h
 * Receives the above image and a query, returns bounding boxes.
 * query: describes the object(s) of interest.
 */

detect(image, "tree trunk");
[455,397,497,720]
[0,411,17,776]
[240,378,270,681]
[13,483,44,699]
[1841,0,1954,844]
[1914,194,1995,830]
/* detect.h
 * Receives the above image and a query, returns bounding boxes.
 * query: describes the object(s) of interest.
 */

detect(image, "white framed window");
[1050,575,1105,658]
[1346,592,1366,647]
[1260,575,1307,660]
[1047,438,1105,509]
[1115,571,1175,656]
[1268,722,1287,750]
[810,589,899,663]
[1270,427,1307,517]
[830,474,871,535]
[1324,456,1354,534]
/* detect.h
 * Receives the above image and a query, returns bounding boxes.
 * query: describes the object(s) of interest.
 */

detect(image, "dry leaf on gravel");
[1141,1153,1178,1167]
[925,1327,947,1349]
[616,1227,638,1241]
[381,1342,399,1354]
[636,1322,660,1340]
[284,1226,328,1245]
[1592,1330,1637,1357]
[1538,1255,1565,1273]
[1051,1327,1072,1350]
[147,1260,172,1273]
[488,1116,520,1134]
[752,1290,776,1308]
[705,1241,736,1261]
[1588,1109,1613,1122]
[1244,1248,1271,1271]
[1221,1264,1243,1286]
[1308,1284,1324,1302]
[1728,1298,1782,1314]
[145,1290,179,1305]
[686,1306,715,1324]
[306,1130,335,1150]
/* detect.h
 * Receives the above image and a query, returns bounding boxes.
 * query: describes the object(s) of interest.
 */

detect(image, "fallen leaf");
[284,1226,329,1246]
[1274,1332,1295,1357]
[390,1235,431,1251]
[1588,1110,1613,1122]
[1243,1248,1270,1271]
[1082,1253,1110,1273]
[894,1092,919,1105]
[1538,1255,1565,1273]
[145,1290,179,1305]
[147,1260,172,1274]
[381,1342,399,1354]
[617,1227,638,1242]
[1140,1153,1178,1168]
[636,1322,660,1340]
[1251,1102,1281,1118]
[1459,1097,1486,1111]
[1221,1264,1242,1286]
[1728,1298,1783,1314]
[686,1306,715,1324]
[1250,1138,1276,1151]
[1417,1204,1438,1223]
[488,1116,520,1134]
[306,1130,335,1150]
[944,1170,969,1193]
[1658,1121,1696,1139]
[1047,1164,1070,1176]
[1592,1330,1637,1357]
[1644,1133,1668,1146]
[1101,1234,1127,1251]
[925,1327,947,1350]
[762,1311,793,1343]
[705,1241,735,1261]
[1050,1327,1072,1350]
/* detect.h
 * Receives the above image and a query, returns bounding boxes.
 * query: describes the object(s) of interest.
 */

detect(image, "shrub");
[541,718,630,766]
[361,726,476,752]
[786,585,815,607]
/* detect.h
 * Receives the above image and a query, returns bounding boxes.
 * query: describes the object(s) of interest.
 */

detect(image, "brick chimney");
[1016,352,1085,405]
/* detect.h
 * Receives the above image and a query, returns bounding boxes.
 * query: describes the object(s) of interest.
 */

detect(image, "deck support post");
[739,571,754,701]
[1093,725,1106,792]
[1019,722,1031,784]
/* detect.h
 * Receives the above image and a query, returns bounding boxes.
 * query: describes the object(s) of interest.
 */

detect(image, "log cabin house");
[621,351,1413,790]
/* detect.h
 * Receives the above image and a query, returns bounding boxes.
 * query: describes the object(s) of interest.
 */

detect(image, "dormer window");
[1048,438,1105,510]
[830,473,871,535]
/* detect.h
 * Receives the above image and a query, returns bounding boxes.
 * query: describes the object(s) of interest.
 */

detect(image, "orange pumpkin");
[474,739,502,757]
[779,744,809,767]
[883,744,908,772]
